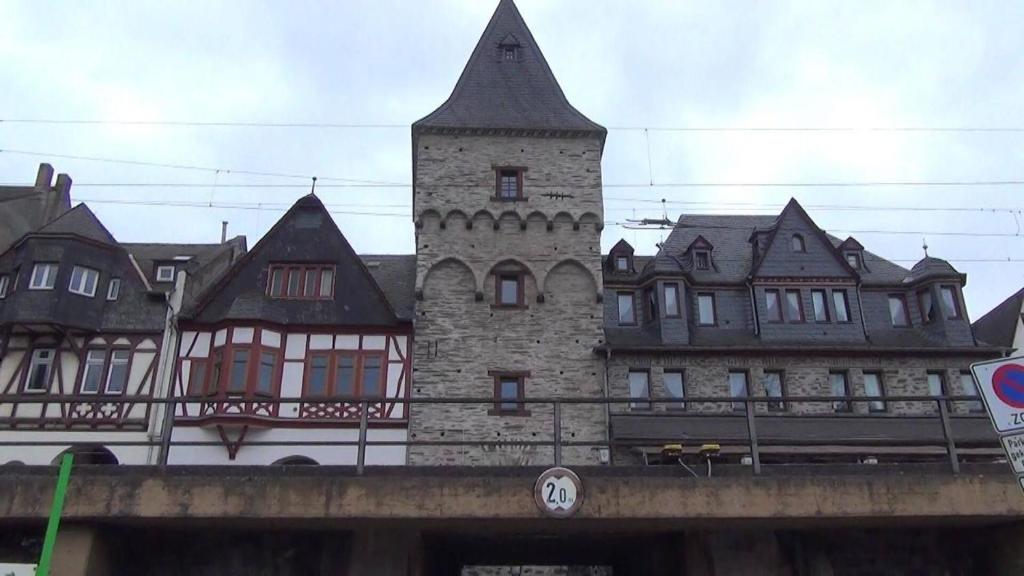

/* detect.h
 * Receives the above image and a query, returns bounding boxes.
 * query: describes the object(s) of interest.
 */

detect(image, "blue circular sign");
[992,364,1024,409]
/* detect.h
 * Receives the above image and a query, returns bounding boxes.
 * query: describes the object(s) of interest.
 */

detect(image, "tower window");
[495,168,524,200]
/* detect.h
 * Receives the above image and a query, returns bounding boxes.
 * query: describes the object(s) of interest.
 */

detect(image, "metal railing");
[0,394,998,475]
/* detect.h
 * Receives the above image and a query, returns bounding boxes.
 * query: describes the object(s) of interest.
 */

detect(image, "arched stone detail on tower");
[471,209,497,231]
[421,257,479,298]
[579,212,601,231]
[418,209,442,231]
[484,257,538,305]
[442,209,470,231]
[497,210,523,231]
[526,210,549,232]
[552,211,575,232]
[542,259,599,306]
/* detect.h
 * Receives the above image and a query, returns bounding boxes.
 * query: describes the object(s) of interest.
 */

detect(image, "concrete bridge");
[2,464,1024,575]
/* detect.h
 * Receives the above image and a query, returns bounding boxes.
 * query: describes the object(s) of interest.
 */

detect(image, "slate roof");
[360,255,417,321]
[186,195,411,328]
[37,204,118,245]
[124,237,248,305]
[972,287,1024,347]
[413,0,605,135]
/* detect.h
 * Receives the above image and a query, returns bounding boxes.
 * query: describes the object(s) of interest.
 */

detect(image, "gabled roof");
[686,235,714,251]
[187,195,407,327]
[837,236,864,251]
[973,286,1024,348]
[609,239,634,255]
[749,199,859,279]
[36,203,117,246]
[652,214,777,283]
[413,0,605,136]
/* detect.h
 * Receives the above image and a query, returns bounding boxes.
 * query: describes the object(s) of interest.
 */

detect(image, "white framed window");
[697,293,716,326]
[628,370,651,410]
[80,350,107,394]
[156,265,176,282]
[617,292,635,325]
[663,370,685,410]
[29,263,58,290]
[729,371,749,412]
[0,274,9,298]
[845,252,861,269]
[25,348,55,392]
[68,266,100,297]
[106,278,121,301]
[104,350,131,394]
[832,290,851,323]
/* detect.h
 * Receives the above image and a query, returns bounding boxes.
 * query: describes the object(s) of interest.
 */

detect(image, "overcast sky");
[2,0,1023,318]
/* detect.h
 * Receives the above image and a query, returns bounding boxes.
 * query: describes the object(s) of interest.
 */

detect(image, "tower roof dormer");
[413,0,605,137]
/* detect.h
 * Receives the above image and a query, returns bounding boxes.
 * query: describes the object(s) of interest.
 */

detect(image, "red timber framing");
[0,330,161,430]
[173,324,411,428]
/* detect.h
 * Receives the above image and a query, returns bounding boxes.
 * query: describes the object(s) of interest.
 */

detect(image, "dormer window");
[791,234,806,253]
[615,256,630,272]
[0,274,9,299]
[695,251,710,270]
[504,46,518,60]
[495,168,524,200]
[68,266,100,297]
[106,278,121,301]
[845,252,861,269]
[29,263,58,290]
[155,265,176,283]
[268,264,335,300]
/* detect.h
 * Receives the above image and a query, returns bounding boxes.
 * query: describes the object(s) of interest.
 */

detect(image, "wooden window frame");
[832,289,852,323]
[810,289,830,323]
[267,264,336,300]
[862,371,886,413]
[663,369,686,411]
[23,347,56,393]
[187,358,213,397]
[494,167,526,201]
[155,265,176,283]
[728,370,750,412]
[888,294,911,327]
[106,278,121,301]
[68,266,100,297]
[764,289,783,323]
[302,350,384,398]
[697,292,717,326]
[101,348,132,395]
[488,370,530,416]
[494,273,526,309]
[663,283,681,318]
[206,333,282,399]
[785,289,805,323]
[940,285,962,320]
[695,251,711,270]
[617,291,636,325]
[762,370,786,412]
[78,349,108,395]
[628,369,652,411]
[830,371,852,413]
[29,262,58,290]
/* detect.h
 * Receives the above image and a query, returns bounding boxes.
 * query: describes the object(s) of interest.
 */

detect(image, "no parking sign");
[971,356,1024,494]
[971,358,1024,433]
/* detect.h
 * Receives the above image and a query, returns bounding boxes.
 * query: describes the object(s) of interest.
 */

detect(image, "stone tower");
[410,0,607,465]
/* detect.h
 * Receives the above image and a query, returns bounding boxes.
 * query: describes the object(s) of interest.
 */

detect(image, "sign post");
[970,356,1024,494]
[36,453,74,576]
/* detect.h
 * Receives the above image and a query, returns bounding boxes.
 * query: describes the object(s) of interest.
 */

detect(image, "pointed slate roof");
[414,0,605,136]
[187,195,407,327]
[36,203,117,245]
[973,286,1024,348]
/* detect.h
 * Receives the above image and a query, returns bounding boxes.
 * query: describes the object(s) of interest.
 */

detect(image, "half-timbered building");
[0,203,244,465]
[167,194,414,465]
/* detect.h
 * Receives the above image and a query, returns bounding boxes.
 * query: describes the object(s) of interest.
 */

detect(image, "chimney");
[221,221,228,243]
[34,163,54,189]
[55,173,73,196]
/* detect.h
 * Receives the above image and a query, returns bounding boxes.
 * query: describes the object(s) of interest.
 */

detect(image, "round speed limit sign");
[534,467,584,518]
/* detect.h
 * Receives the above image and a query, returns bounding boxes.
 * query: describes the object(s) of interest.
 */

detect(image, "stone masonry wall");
[608,352,989,417]
[410,133,607,465]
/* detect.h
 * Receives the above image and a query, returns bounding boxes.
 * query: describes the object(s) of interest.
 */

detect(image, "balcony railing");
[0,394,1001,475]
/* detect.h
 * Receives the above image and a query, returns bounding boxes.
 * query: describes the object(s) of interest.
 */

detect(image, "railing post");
[937,397,960,474]
[745,399,762,475]
[356,400,369,475]
[553,400,562,467]
[158,396,176,466]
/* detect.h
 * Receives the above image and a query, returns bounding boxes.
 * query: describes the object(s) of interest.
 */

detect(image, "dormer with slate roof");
[169,195,414,466]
